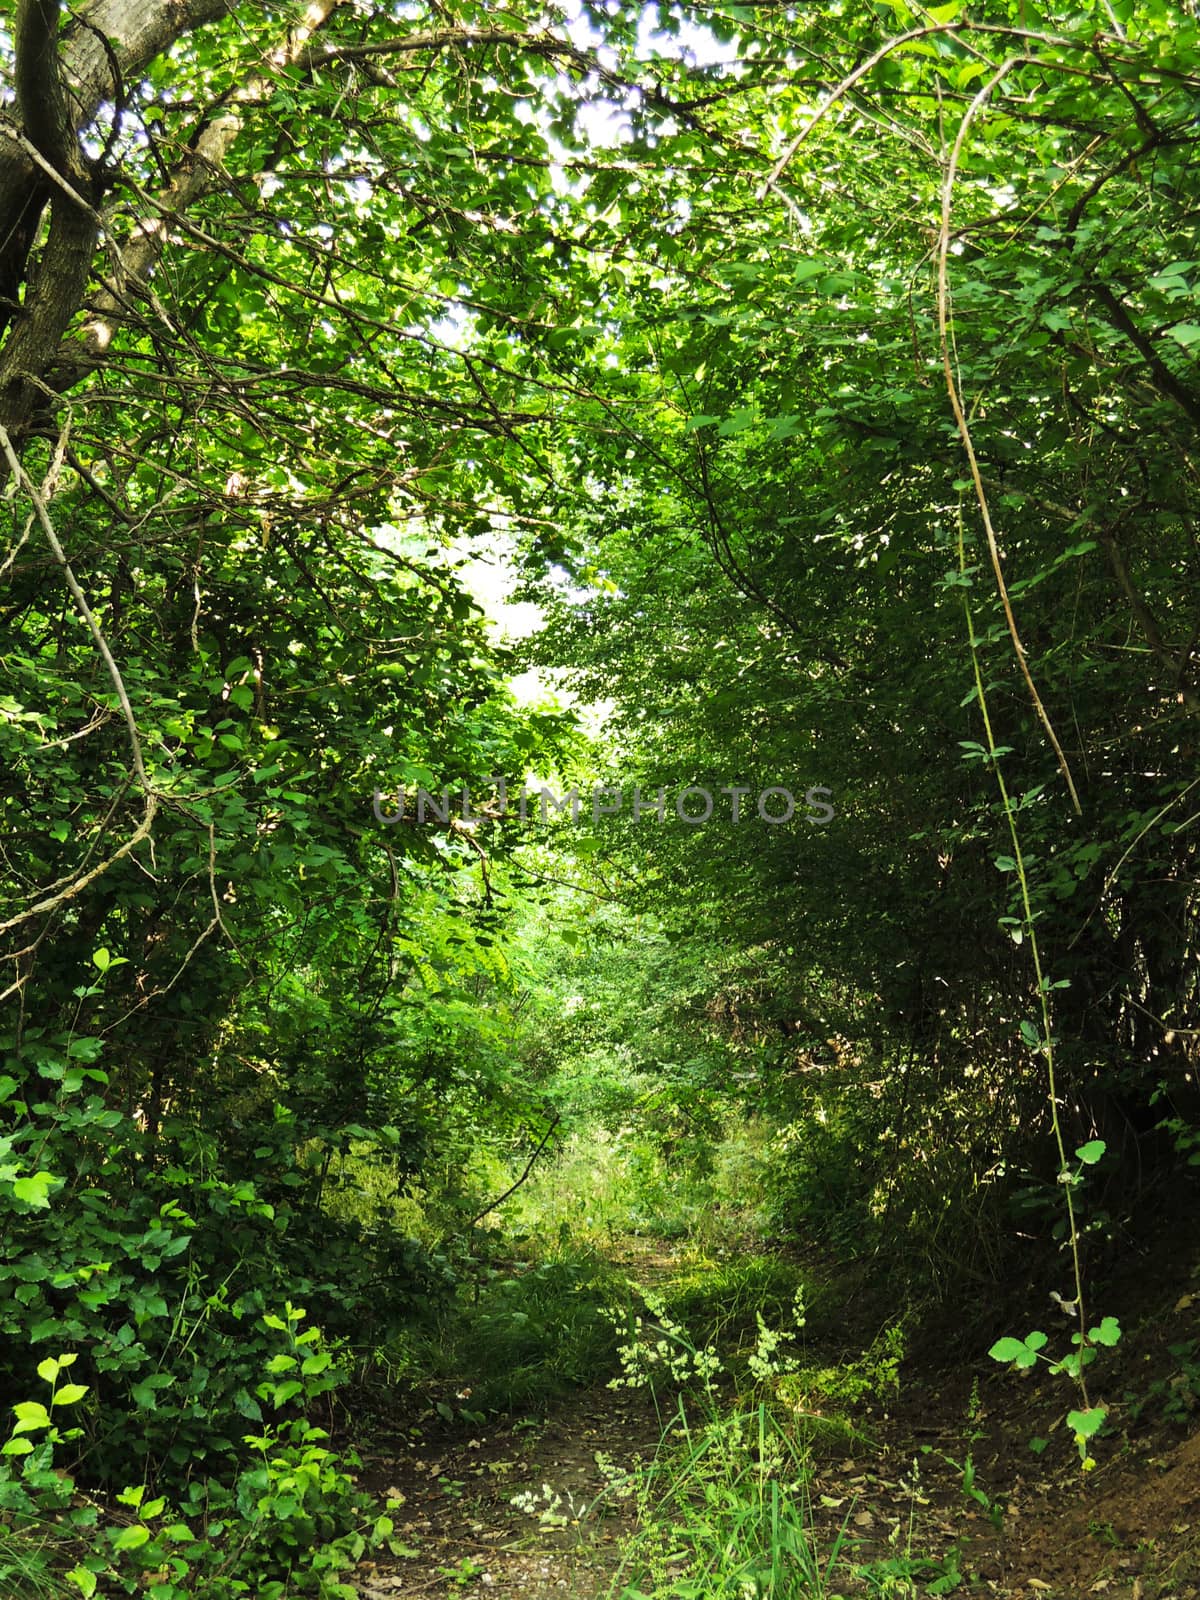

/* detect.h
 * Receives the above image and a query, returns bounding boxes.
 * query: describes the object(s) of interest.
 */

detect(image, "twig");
[0,422,151,793]
[758,22,980,200]
[468,1117,560,1229]
[0,424,158,935]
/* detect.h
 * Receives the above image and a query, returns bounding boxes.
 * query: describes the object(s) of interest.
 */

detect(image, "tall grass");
[597,1289,855,1599]
[605,1398,851,1599]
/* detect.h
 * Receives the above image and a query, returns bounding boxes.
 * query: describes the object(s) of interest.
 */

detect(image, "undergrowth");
[376,1245,631,1415]
[594,1287,904,1600]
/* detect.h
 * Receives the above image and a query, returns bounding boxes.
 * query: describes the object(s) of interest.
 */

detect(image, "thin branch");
[0,423,158,936]
[1101,533,1200,713]
[468,1116,560,1229]
[758,22,979,199]
[0,422,151,792]
[935,63,1083,815]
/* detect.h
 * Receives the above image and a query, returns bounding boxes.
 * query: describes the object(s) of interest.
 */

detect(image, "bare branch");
[935,60,1083,817]
[0,423,159,938]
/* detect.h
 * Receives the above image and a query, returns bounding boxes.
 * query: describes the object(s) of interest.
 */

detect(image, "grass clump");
[662,1254,816,1345]
[607,1400,850,1600]
[601,1292,853,1599]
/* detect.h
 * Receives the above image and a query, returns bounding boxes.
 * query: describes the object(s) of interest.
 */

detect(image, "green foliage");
[662,1257,817,1349]
[388,1247,630,1415]
[3,0,1200,1522]
[0,1327,391,1599]
[1125,1340,1200,1429]
[989,1314,1121,1467]
[0,1032,451,1487]
[606,1395,849,1599]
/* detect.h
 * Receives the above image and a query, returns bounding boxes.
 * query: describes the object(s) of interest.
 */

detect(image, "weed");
[921,1447,1004,1531]
[437,1555,487,1586]
[510,1481,589,1529]
[856,1454,965,1597]
[602,1294,858,1597]
[1088,1517,1121,1549]
[607,1399,851,1600]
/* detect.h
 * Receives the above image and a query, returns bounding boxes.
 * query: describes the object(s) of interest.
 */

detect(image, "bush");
[0,1029,448,1489]
[0,1315,396,1599]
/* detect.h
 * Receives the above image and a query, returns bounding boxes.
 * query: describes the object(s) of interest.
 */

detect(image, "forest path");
[349,1232,1200,1600]
[352,1379,663,1599]
[351,1238,687,1599]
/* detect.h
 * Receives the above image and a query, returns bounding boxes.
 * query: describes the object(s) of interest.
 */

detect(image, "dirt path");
[348,1232,1200,1600]
[352,1384,667,1598]
[351,1369,1200,1600]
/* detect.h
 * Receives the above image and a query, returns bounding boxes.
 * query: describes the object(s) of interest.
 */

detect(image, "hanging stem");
[937,70,1091,1404]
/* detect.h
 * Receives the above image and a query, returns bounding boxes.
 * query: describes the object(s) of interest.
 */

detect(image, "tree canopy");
[2,0,1199,1591]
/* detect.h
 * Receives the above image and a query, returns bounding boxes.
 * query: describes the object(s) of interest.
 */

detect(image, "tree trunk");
[0,0,233,429]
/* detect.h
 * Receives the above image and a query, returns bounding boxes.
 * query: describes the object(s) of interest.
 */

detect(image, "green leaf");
[111,1524,152,1552]
[989,1330,1047,1369]
[1067,1406,1106,1441]
[988,1337,1027,1362]
[13,1172,59,1208]
[66,1568,98,1598]
[1075,1140,1105,1165]
[1089,1316,1121,1347]
[12,1401,52,1433]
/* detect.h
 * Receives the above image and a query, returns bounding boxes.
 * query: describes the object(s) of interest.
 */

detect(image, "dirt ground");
[348,1226,1200,1600]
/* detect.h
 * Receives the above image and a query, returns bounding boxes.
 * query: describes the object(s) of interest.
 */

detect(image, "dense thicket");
[1,0,1198,1590]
